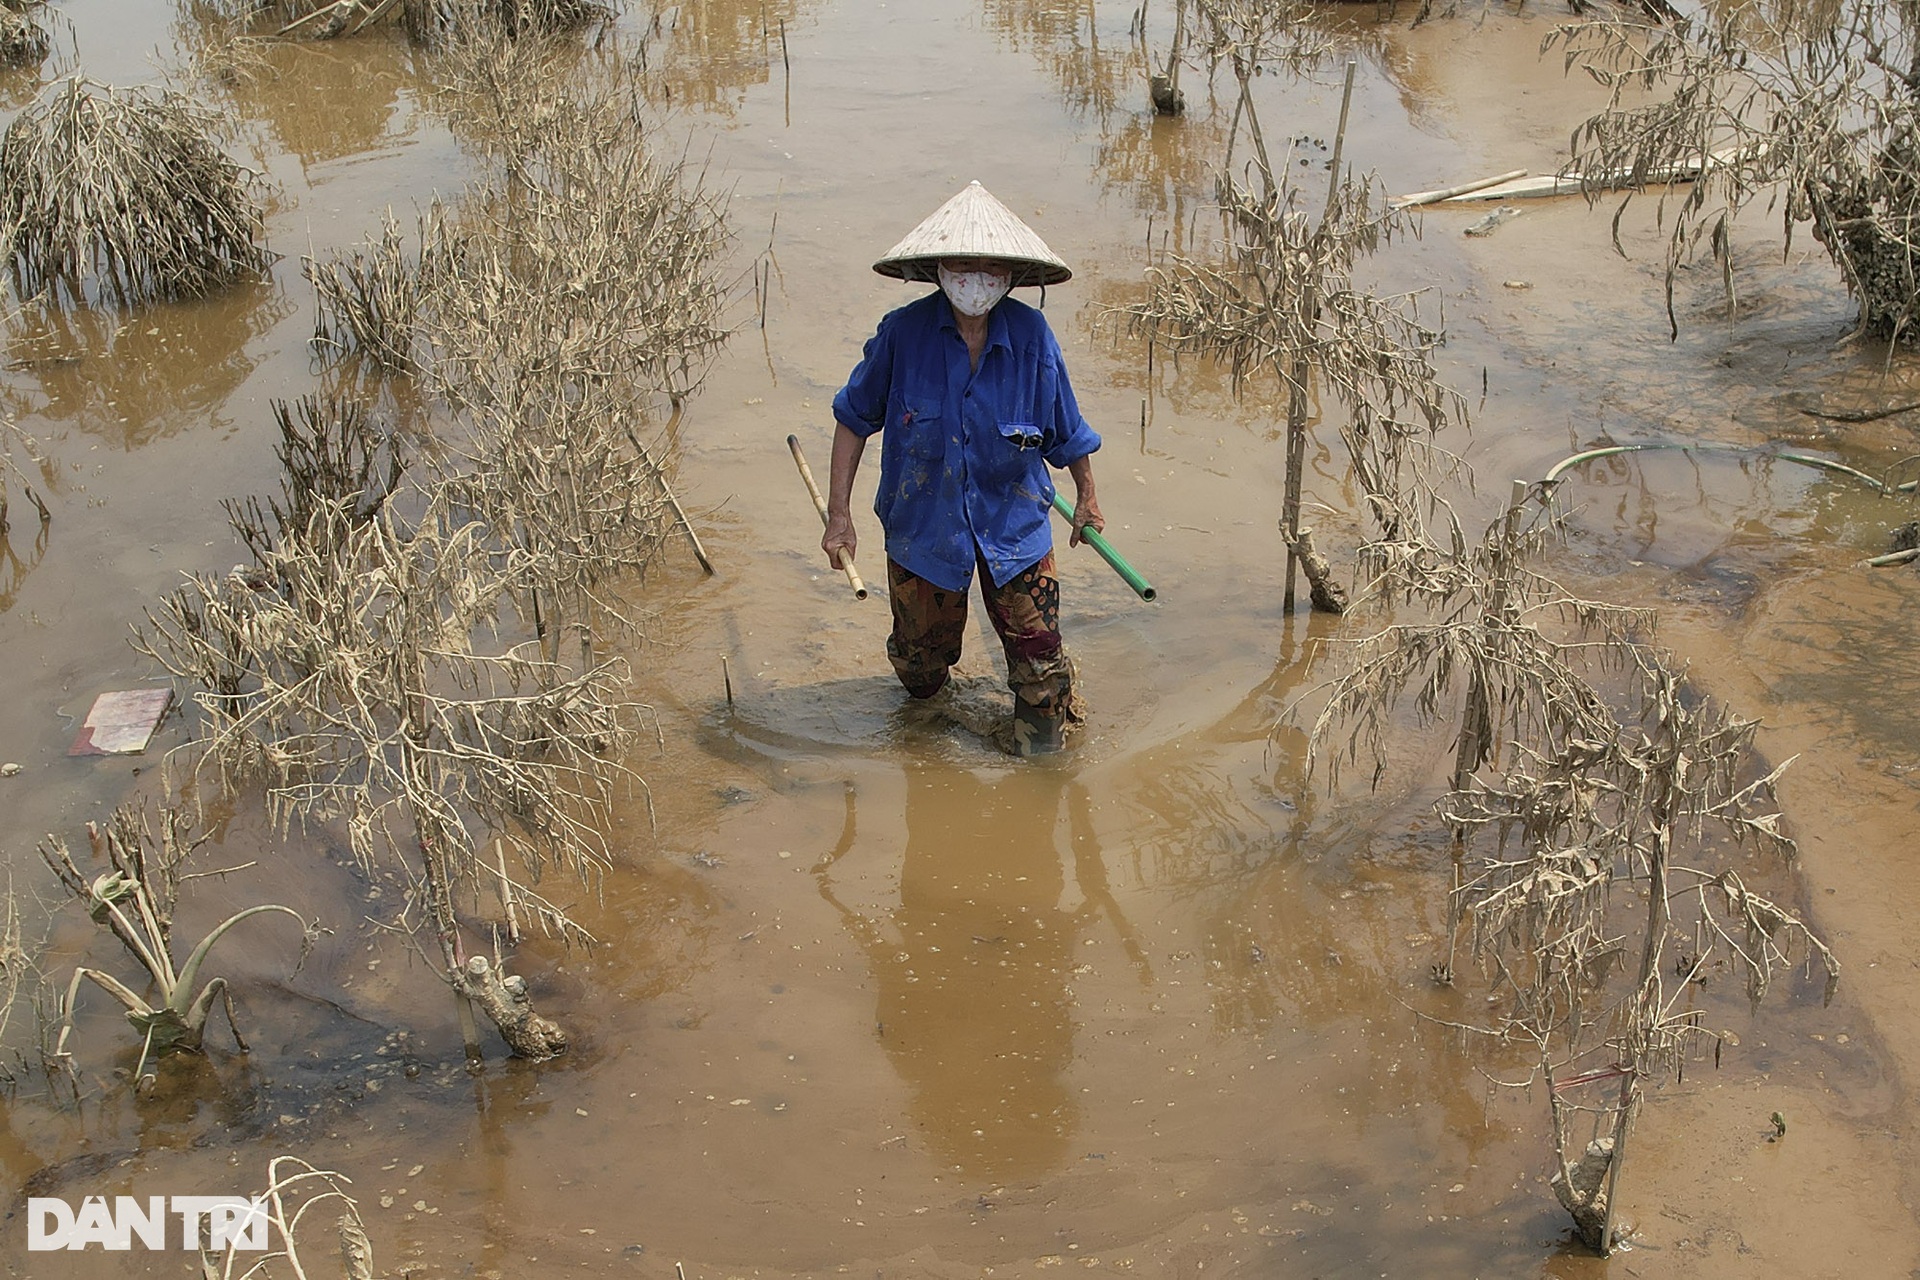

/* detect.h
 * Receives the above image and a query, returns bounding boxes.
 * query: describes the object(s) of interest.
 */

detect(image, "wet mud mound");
[709,672,1030,760]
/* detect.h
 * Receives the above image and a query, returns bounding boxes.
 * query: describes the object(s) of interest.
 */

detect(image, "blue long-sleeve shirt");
[831,291,1102,593]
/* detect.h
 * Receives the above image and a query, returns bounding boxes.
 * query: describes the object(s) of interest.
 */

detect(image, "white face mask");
[937,263,1013,317]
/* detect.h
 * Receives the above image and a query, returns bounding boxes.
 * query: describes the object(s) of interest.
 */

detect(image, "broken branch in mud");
[1799,400,1920,424]
[1435,148,1746,203]
[456,954,565,1060]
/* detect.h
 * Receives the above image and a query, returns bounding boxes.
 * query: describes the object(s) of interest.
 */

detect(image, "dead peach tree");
[307,28,729,660]
[1124,2,1466,613]
[1305,485,1838,1253]
[1547,0,1920,342]
[159,36,737,1061]
[140,396,648,1061]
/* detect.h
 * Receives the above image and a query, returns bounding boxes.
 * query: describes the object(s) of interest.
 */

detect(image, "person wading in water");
[821,181,1106,757]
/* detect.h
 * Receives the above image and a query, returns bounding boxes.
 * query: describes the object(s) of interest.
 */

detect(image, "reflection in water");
[982,0,1123,119]
[132,1053,268,1154]
[197,32,415,170]
[636,0,806,116]
[0,415,51,612]
[1092,108,1225,235]
[816,765,1110,1178]
[980,0,1205,234]
[1552,445,1916,626]
[466,1067,550,1265]
[1763,570,1920,754]
[4,280,293,448]
[0,517,48,614]
[1104,641,1511,1164]
[606,859,721,1004]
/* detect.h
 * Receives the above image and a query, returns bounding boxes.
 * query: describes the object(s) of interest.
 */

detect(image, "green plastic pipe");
[1051,491,1157,602]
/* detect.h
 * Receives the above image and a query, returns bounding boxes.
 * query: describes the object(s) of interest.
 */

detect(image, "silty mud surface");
[0,2,1916,1277]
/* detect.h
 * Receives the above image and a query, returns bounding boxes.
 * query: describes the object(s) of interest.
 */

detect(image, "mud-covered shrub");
[1553,2,1920,342]
[0,77,271,308]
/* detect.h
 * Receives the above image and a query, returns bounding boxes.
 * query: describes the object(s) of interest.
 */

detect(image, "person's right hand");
[822,512,857,571]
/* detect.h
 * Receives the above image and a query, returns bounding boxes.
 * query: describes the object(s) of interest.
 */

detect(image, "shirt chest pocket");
[896,403,946,462]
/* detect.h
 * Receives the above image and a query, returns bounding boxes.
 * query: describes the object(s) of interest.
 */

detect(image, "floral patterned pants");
[886,552,1074,720]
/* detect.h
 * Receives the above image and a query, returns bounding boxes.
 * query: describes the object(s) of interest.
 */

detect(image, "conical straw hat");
[873,181,1072,288]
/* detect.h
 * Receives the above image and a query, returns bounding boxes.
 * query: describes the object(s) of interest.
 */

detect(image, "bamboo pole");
[493,838,521,946]
[787,434,868,599]
[1390,169,1528,210]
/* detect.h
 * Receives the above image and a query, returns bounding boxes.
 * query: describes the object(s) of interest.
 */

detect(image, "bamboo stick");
[786,434,867,599]
[1390,169,1528,210]
[493,838,521,946]
[1284,61,1356,610]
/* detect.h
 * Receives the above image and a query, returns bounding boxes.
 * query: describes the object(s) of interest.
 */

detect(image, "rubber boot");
[904,669,950,700]
[1011,699,1066,757]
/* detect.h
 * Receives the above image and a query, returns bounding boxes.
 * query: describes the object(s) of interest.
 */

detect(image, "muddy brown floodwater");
[1,2,1918,1277]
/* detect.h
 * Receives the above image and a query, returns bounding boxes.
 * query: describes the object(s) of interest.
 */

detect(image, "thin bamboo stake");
[787,433,867,599]
[1283,60,1356,610]
[1320,62,1357,226]
[623,423,714,575]
[493,838,521,945]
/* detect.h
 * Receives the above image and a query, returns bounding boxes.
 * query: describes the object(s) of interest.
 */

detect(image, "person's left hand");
[1069,493,1105,548]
